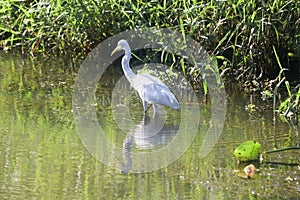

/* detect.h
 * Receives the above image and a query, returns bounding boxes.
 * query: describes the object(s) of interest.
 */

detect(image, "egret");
[111,39,180,113]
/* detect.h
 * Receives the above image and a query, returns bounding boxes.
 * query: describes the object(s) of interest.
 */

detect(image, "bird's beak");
[111,45,121,56]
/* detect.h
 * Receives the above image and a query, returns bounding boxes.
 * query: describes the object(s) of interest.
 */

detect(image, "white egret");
[111,39,180,113]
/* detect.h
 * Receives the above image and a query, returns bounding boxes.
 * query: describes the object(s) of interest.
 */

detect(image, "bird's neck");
[122,52,136,82]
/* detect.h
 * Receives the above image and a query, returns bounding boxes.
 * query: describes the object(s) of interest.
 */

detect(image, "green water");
[0,51,299,199]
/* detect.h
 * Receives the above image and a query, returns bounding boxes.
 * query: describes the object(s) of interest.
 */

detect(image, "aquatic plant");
[233,141,261,162]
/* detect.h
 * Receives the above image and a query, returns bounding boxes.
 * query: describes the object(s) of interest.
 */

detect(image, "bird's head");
[111,39,131,56]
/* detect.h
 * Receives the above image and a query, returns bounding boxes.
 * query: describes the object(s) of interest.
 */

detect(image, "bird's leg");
[153,104,159,113]
[143,101,148,113]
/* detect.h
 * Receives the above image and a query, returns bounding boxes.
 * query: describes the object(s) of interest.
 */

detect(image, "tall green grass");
[0,0,299,122]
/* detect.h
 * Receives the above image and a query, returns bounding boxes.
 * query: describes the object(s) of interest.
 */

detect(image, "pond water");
[0,51,299,199]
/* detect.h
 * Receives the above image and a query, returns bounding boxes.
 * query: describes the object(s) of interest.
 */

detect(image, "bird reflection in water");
[121,110,179,173]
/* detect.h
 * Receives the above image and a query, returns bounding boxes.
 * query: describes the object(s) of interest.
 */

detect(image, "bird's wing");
[138,83,180,109]
[138,74,168,87]
[159,86,180,109]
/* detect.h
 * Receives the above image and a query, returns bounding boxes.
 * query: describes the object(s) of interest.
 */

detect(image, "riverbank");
[0,0,299,123]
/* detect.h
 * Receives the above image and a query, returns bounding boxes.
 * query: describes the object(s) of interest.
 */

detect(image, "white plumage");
[111,39,179,113]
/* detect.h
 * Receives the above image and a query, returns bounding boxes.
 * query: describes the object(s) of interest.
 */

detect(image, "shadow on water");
[0,51,299,199]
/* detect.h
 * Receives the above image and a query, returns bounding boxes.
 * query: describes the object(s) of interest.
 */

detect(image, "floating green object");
[233,141,261,161]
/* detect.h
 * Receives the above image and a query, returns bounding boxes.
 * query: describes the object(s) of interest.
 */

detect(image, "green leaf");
[233,141,261,161]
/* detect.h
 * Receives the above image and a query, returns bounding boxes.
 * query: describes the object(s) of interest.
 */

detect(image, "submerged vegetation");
[0,0,299,122]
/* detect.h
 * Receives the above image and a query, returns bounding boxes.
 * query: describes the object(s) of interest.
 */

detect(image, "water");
[0,51,299,199]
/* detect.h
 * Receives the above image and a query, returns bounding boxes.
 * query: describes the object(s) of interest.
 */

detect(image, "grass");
[0,0,299,122]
